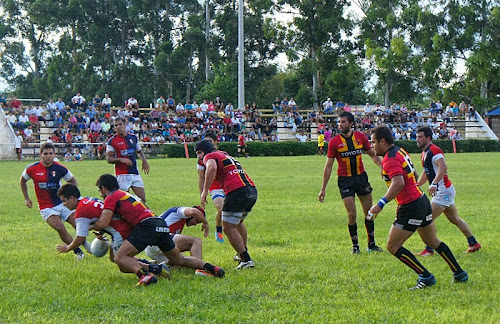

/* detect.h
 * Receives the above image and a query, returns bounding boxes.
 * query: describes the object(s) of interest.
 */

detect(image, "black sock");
[216,226,223,233]
[425,245,435,253]
[435,242,463,274]
[138,258,151,264]
[364,219,375,244]
[395,247,431,277]
[73,247,83,255]
[204,263,215,273]
[148,264,160,273]
[467,236,478,246]
[240,250,251,262]
[348,224,358,246]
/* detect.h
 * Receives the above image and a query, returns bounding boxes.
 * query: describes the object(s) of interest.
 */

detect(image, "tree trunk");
[384,80,392,108]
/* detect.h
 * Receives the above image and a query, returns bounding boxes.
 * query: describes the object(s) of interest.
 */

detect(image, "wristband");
[431,182,438,186]
[377,197,388,209]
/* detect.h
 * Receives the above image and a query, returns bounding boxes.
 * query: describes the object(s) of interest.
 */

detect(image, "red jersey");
[327,131,371,177]
[22,162,74,209]
[106,133,141,175]
[238,135,246,147]
[202,150,255,194]
[74,197,132,240]
[421,144,452,188]
[197,158,222,191]
[103,190,155,227]
[382,146,423,205]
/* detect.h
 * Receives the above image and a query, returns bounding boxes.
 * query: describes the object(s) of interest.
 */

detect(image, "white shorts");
[40,203,74,222]
[144,245,169,264]
[431,185,456,208]
[210,189,225,200]
[117,174,144,191]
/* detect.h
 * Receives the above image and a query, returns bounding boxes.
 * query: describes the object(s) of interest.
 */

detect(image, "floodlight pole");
[237,0,244,110]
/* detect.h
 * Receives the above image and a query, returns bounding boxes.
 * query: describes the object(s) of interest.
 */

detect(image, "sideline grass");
[0,153,499,323]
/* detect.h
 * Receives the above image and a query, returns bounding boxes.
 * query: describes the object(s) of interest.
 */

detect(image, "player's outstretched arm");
[366,148,382,168]
[57,236,86,253]
[20,177,32,208]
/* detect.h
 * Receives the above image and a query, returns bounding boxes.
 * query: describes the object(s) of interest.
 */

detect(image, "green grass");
[0,153,499,323]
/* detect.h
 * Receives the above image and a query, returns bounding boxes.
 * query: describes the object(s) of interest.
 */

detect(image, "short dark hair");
[204,132,217,142]
[57,183,80,199]
[417,126,432,139]
[373,126,394,145]
[40,142,55,153]
[96,174,119,191]
[339,112,354,124]
[114,117,126,124]
[194,139,214,154]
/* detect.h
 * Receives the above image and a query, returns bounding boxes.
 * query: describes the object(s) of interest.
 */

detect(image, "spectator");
[289,97,298,111]
[70,93,86,109]
[6,111,17,128]
[322,98,334,114]
[324,127,332,142]
[18,111,29,129]
[272,97,282,114]
[102,94,112,111]
[92,94,102,109]
[101,118,111,133]
[280,97,289,112]
[55,98,66,111]
[176,102,185,114]
[14,130,23,161]
[10,96,23,112]
[335,100,344,112]
[127,96,138,109]
[90,118,102,133]
[167,95,175,111]
[224,103,234,116]
[24,125,35,142]
[0,92,7,108]
[296,130,307,142]
[156,95,166,110]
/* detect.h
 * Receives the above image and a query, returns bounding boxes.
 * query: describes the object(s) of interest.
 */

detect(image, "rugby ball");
[90,238,109,257]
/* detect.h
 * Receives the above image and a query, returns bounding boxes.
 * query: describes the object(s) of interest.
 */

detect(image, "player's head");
[416,126,432,149]
[371,126,394,155]
[185,205,206,227]
[57,184,81,210]
[338,112,354,135]
[113,117,127,136]
[96,174,119,198]
[204,132,218,148]
[40,142,56,166]
[194,139,214,159]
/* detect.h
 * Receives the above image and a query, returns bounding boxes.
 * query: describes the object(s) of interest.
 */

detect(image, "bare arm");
[67,176,78,187]
[56,236,86,253]
[201,159,217,206]
[369,175,405,217]
[428,157,447,196]
[185,207,210,237]
[366,148,382,168]
[20,177,32,208]
[138,150,150,174]
[90,209,113,231]
[197,169,205,194]
[416,170,428,187]
[318,157,335,202]
[107,151,132,166]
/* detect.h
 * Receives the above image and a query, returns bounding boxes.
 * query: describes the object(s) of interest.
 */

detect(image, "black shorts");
[237,144,246,149]
[394,194,433,232]
[127,217,176,253]
[337,172,372,199]
[222,186,257,213]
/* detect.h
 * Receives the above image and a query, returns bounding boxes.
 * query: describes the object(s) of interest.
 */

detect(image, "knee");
[386,242,399,255]
[193,237,202,246]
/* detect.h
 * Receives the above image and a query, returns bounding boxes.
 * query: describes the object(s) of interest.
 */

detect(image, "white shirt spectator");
[296,133,307,142]
[200,101,208,113]
[102,95,112,106]
[19,113,29,124]
[24,127,33,138]
[6,113,17,125]
[323,99,334,111]
[176,103,184,113]
[25,107,35,115]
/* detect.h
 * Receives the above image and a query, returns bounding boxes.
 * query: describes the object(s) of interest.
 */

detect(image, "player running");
[237,132,249,158]
[197,133,225,243]
[90,174,225,286]
[318,112,383,254]
[20,142,89,260]
[106,117,150,202]
[195,139,257,270]
[415,126,481,255]
[369,126,468,290]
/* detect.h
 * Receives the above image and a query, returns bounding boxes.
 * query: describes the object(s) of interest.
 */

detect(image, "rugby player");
[90,174,225,285]
[415,126,481,255]
[20,142,89,260]
[237,132,249,158]
[369,126,468,290]
[197,133,225,243]
[195,139,257,270]
[106,117,149,202]
[318,112,383,254]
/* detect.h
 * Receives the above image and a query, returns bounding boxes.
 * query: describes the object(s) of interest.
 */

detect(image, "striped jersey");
[103,190,155,227]
[382,146,423,205]
[327,132,371,177]
[22,162,73,209]
[202,150,255,194]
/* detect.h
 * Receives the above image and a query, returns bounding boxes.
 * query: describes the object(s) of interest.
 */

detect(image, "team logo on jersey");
[36,172,44,176]
[52,171,56,177]
[129,138,133,144]
[338,143,345,148]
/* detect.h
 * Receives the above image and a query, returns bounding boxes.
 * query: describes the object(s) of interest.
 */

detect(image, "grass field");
[0,153,499,323]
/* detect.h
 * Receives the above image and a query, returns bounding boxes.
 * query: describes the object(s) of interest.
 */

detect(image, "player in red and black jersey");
[20,142,88,260]
[106,117,149,202]
[197,133,225,243]
[415,126,480,256]
[319,112,383,254]
[90,174,225,286]
[237,132,249,158]
[195,139,257,270]
[369,126,468,290]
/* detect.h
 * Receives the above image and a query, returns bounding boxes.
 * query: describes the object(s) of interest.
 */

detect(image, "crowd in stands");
[3,91,476,157]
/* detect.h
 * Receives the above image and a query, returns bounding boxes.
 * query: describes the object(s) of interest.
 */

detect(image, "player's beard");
[341,126,351,135]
